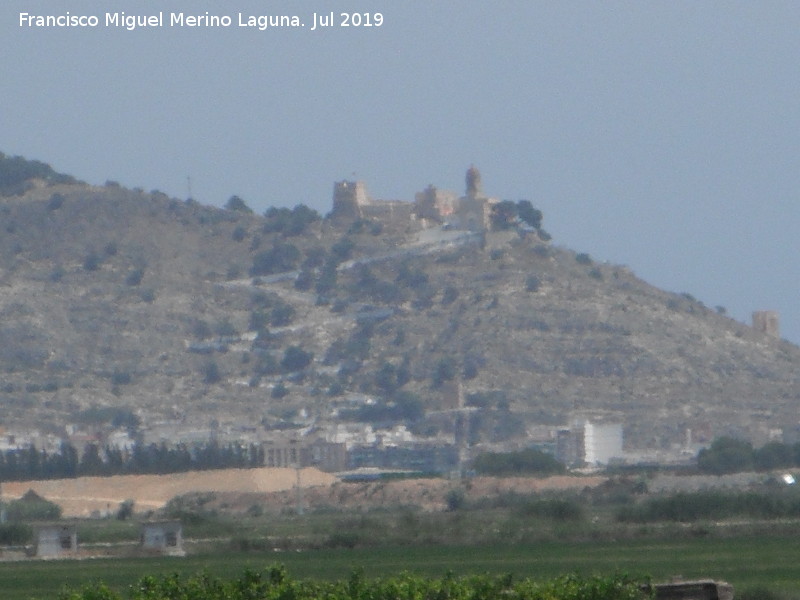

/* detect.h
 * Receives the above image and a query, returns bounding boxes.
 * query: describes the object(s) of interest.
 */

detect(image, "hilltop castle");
[331,166,498,232]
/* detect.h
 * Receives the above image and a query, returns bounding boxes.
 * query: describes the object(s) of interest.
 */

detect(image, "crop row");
[58,565,648,600]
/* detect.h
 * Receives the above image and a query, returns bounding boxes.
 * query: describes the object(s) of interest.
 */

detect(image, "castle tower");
[414,185,457,222]
[752,310,780,338]
[465,165,483,199]
[331,180,368,220]
[456,166,496,231]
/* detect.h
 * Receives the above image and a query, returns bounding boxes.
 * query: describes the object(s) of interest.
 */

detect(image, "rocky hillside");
[0,153,798,451]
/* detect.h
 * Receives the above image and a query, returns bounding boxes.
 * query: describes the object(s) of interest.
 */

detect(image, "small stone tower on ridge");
[331,180,368,220]
[465,164,483,199]
[752,310,780,339]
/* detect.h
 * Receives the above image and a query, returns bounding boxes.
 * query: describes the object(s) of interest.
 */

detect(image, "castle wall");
[361,201,413,221]
[453,196,495,232]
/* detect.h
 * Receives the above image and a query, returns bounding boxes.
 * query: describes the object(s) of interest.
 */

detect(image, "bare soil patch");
[1,467,337,517]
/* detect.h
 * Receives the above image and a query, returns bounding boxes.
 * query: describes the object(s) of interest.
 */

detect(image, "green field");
[1,535,798,600]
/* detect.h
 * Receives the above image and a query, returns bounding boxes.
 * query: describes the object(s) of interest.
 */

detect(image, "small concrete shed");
[140,520,183,555]
[35,524,77,558]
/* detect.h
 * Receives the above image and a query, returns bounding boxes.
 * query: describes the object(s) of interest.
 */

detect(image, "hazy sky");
[4,2,800,343]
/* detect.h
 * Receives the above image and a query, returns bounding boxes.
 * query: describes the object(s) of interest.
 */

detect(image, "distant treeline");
[472,448,566,477]
[697,436,800,475]
[617,489,800,523]
[0,441,265,481]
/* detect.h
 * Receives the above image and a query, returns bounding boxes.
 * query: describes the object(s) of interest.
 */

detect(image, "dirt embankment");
[169,474,608,515]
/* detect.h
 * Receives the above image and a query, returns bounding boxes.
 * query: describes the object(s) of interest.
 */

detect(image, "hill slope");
[0,154,798,454]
